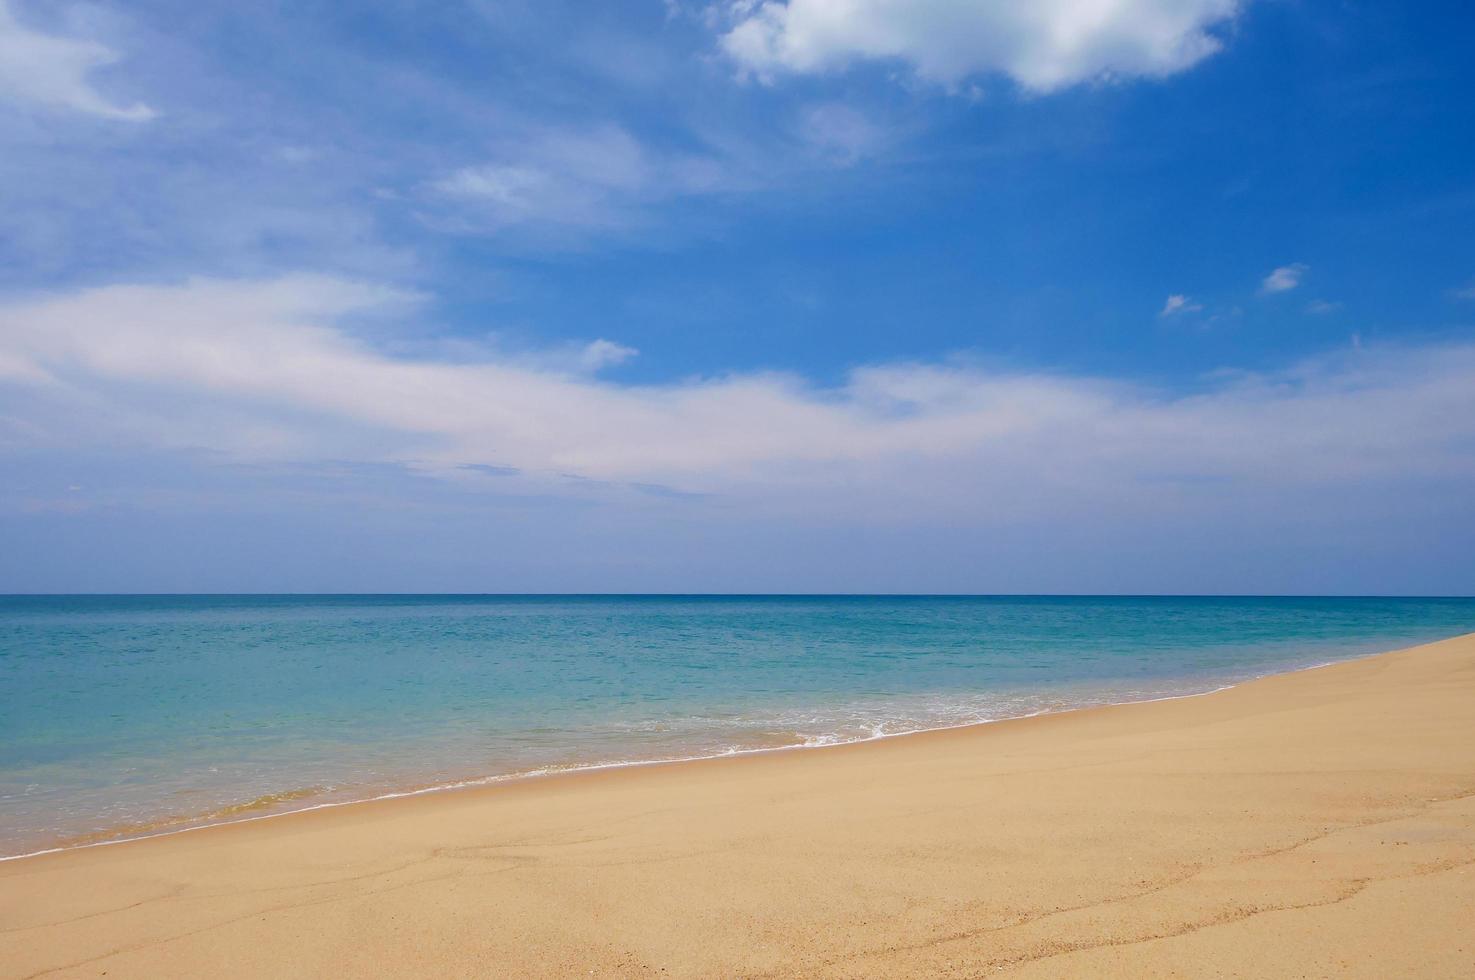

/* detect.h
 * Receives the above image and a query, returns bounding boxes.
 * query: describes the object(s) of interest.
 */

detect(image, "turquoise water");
[2,595,1473,858]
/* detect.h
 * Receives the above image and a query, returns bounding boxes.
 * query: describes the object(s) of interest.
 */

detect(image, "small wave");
[49,787,326,849]
[1,654,1363,863]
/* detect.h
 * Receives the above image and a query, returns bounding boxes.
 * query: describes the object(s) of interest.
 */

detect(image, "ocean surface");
[2,594,1473,858]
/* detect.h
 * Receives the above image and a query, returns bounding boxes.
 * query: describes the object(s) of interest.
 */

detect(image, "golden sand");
[3,633,1474,978]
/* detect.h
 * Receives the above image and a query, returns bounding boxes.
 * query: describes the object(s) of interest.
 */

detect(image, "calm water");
[2,595,1473,857]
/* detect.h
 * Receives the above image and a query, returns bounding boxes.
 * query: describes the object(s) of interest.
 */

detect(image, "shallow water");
[2,594,1473,857]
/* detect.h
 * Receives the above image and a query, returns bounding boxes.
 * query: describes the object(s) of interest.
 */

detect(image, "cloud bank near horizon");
[3,275,1472,529]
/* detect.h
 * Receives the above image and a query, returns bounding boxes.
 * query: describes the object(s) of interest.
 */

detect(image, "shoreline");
[5,631,1474,977]
[7,650,1368,866]
[9,596,1472,869]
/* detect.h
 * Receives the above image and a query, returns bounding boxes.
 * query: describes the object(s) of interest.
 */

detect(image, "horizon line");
[3,593,1474,600]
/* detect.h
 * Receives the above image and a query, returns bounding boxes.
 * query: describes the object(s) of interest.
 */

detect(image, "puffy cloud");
[0,0,153,120]
[3,276,1474,524]
[1260,262,1308,294]
[1159,293,1203,316]
[719,0,1241,91]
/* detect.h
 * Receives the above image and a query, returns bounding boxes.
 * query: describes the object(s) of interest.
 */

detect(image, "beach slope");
[3,632,1474,978]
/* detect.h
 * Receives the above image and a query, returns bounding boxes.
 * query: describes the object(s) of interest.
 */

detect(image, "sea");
[2,594,1473,859]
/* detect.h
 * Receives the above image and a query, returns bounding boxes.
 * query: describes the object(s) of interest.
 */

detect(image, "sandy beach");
[3,632,1473,978]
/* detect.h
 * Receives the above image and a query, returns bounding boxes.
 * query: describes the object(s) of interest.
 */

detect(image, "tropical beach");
[5,0,1475,976]
[5,595,1472,860]
[4,631,1473,977]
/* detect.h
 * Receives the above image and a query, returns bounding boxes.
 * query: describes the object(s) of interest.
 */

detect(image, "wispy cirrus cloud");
[718,0,1242,91]
[428,124,741,234]
[425,105,893,240]
[0,0,153,120]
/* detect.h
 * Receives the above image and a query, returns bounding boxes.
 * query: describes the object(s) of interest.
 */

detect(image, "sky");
[1,0,1473,594]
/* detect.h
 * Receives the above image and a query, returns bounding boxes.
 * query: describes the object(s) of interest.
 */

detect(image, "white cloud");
[1305,299,1341,315]
[1260,262,1308,294]
[719,0,1241,91]
[1451,280,1475,301]
[426,109,893,238]
[578,338,639,372]
[1159,294,1202,316]
[0,0,154,120]
[3,276,1474,522]
[430,125,738,232]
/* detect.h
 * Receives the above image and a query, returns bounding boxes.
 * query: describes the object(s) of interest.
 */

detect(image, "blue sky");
[1,0,1473,593]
